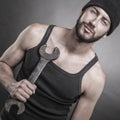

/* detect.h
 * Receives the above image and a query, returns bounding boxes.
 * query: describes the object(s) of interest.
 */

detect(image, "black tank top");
[1,25,98,120]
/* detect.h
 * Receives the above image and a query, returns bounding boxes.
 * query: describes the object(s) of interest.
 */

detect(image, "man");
[0,0,120,119]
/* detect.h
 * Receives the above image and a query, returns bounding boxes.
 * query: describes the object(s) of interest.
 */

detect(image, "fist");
[8,79,37,103]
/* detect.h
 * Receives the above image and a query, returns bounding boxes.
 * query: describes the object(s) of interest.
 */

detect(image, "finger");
[19,83,33,95]
[32,84,37,94]
[22,80,37,93]
[15,92,27,103]
[15,88,30,102]
[17,88,30,99]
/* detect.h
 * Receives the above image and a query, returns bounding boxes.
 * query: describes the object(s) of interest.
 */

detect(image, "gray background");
[0,0,120,120]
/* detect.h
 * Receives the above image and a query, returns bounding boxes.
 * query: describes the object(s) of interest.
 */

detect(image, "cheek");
[80,12,90,23]
[95,24,109,36]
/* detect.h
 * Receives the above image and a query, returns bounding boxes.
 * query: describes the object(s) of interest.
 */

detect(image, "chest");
[53,55,89,75]
[21,45,83,103]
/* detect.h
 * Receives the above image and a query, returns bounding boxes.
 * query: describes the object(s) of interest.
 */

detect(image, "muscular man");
[0,0,120,119]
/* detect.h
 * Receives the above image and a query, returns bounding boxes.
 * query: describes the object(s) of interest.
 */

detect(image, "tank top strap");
[39,25,55,47]
[80,53,98,76]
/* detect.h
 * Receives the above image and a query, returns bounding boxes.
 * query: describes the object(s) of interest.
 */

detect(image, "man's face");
[75,6,111,43]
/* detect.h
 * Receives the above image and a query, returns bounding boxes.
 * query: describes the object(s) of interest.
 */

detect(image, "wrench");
[4,44,60,115]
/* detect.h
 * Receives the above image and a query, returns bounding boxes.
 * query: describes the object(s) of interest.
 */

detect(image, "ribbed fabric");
[1,25,98,120]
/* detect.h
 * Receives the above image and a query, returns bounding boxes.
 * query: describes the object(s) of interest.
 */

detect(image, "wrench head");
[5,99,25,115]
[39,45,60,60]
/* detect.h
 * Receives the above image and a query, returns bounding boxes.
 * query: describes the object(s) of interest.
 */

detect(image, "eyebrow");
[92,7,99,14]
[102,17,111,24]
[92,6,111,24]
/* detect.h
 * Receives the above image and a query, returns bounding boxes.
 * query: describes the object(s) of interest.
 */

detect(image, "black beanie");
[82,0,120,35]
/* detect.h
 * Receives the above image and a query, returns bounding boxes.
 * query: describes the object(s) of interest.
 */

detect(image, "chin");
[75,22,107,43]
[76,32,101,43]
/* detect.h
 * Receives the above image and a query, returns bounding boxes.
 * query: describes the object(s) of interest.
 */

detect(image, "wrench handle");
[28,58,49,83]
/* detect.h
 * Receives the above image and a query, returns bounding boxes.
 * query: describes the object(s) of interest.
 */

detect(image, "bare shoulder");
[0,24,49,67]
[16,23,49,50]
[89,61,105,83]
[82,61,106,100]
[26,23,48,35]
[71,61,106,120]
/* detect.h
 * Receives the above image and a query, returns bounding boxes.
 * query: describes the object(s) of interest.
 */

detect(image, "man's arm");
[0,23,45,102]
[71,62,105,120]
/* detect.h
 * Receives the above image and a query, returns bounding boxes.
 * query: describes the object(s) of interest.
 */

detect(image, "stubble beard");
[75,20,104,43]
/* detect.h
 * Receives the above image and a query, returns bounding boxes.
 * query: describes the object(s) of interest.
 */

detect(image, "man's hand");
[8,79,37,103]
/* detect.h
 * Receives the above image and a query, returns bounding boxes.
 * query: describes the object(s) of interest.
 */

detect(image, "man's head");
[75,0,120,43]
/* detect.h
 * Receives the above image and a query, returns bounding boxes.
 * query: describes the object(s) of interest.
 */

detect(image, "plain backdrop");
[0,0,120,120]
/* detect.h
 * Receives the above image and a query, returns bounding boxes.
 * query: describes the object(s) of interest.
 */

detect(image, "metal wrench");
[4,44,60,115]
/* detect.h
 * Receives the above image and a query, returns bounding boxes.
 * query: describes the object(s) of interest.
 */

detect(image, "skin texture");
[0,6,111,120]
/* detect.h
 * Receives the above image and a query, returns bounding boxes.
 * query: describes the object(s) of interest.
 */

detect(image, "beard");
[75,20,105,43]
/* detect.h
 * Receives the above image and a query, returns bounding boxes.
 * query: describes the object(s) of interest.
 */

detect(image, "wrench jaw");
[39,45,60,60]
[5,99,25,115]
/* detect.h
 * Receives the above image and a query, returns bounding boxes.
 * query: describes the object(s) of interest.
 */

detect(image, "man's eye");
[101,19,109,26]
[101,20,108,26]
[91,9,97,15]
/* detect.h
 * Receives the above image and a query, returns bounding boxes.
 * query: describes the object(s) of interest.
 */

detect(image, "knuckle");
[15,93,20,99]
[24,79,28,84]
[29,90,33,95]
[20,83,25,88]
[21,79,27,84]
[22,80,26,84]
[26,95,30,99]
[23,79,27,82]
[17,88,21,93]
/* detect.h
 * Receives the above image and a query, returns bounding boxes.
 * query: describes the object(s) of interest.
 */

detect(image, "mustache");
[82,22,95,34]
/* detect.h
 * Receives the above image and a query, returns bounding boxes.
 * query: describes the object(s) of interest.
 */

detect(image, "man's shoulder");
[27,23,69,36]
[15,23,50,50]
[28,23,67,31]
[82,60,105,98]
[19,23,69,50]
[27,23,49,34]
[85,50,106,82]
[83,52,106,86]
[86,60,106,85]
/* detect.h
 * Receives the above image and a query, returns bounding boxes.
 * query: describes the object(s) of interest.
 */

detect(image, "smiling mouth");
[84,24,94,34]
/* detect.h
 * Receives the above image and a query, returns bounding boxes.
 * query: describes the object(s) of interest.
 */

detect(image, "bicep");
[0,24,36,67]
[71,94,96,120]
[0,23,47,67]
[71,78,105,120]
[0,43,25,68]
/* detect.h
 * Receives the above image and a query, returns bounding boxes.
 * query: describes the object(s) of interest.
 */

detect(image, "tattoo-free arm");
[71,64,105,120]
[0,23,40,92]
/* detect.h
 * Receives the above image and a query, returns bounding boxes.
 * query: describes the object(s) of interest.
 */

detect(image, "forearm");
[0,61,37,102]
[70,109,92,120]
[0,61,16,92]
[70,96,95,120]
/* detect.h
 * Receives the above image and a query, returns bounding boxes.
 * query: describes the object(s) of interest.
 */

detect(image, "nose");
[88,20,96,29]
[90,17,99,26]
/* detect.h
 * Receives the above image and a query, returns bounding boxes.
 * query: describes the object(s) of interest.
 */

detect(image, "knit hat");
[82,0,120,35]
